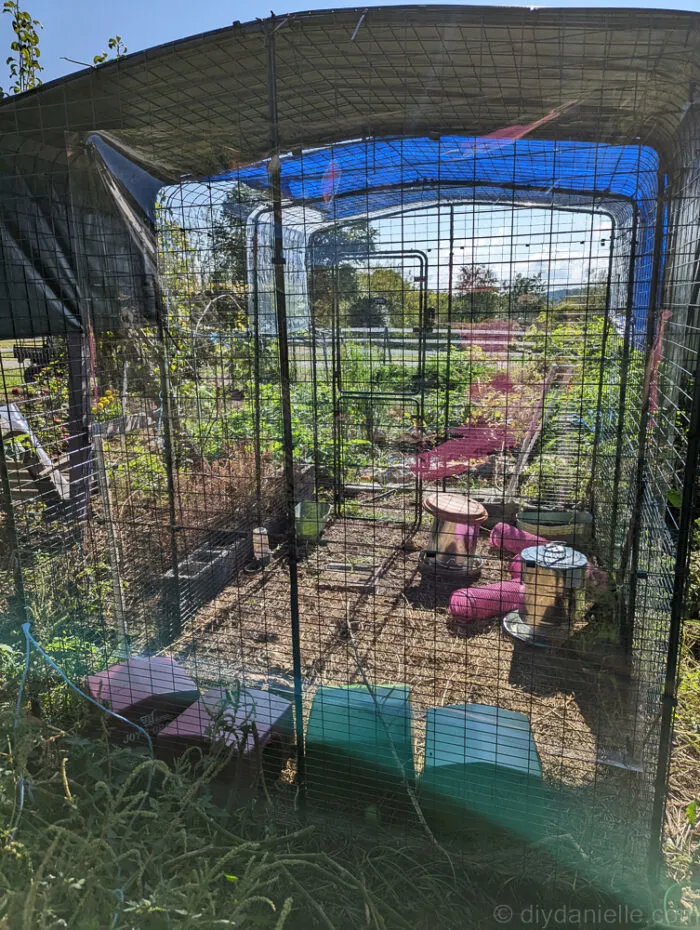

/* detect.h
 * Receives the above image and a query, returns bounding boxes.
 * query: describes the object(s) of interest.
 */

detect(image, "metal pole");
[442,205,455,493]
[0,422,29,626]
[609,209,638,570]
[307,245,321,503]
[266,21,306,807]
[156,305,182,646]
[66,331,91,525]
[92,427,129,657]
[621,170,667,654]
[589,221,616,531]
[331,259,342,517]
[251,221,263,512]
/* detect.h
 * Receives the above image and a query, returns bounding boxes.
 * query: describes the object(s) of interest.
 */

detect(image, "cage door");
[325,252,429,526]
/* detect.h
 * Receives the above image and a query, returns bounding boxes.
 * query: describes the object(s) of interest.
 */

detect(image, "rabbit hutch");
[0,5,699,893]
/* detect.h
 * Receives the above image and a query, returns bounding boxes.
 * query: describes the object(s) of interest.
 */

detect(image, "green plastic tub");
[294,501,331,541]
[419,703,548,841]
[516,509,593,545]
[305,684,415,813]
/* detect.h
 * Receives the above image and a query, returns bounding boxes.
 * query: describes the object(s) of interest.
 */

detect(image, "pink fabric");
[509,555,523,582]
[322,158,341,203]
[483,104,572,140]
[648,310,672,415]
[489,523,547,555]
[450,581,525,622]
[412,424,517,479]
[454,102,577,157]
[456,522,480,555]
[489,372,517,394]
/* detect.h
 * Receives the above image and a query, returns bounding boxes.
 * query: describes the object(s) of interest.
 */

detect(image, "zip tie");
[351,9,368,41]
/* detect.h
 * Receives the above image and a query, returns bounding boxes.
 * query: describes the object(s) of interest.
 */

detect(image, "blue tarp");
[225,137,658,214]
[217,136,660,334]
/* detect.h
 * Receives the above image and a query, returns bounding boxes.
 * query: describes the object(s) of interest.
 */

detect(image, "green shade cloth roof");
[0,5,698,337]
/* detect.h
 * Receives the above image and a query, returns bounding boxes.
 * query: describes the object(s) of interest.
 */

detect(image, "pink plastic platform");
[158,686,293,756]
[86,656,199,742]
[411,423,518,480]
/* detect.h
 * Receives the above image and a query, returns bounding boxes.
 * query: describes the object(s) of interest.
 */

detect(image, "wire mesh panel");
[1,7,699,906]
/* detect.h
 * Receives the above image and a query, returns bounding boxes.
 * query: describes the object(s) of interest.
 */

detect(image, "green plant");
[39,635,114,682]
[14,358,70,461]
[91,386,120,421]
[1,1,42,97]
[0,642,24,694]
[109,438,167,496]
[22,547,115,647]
[92,35,127,64]
[0,696,420,930]
[454,264,502,320]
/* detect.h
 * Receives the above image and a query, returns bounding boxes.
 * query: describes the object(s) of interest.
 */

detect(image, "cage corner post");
[63,135,93,531]
[0,416,29,630]
[65,330,92,526]
[155,299,183,647]
[647,207,700,886]
[618,168,667,658]
[265,19,307,809]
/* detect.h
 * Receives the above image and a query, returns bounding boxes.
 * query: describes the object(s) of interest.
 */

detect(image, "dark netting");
[0,6,699,914]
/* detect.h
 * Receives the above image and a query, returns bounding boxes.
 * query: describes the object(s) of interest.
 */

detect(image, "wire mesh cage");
[0,5,699,899]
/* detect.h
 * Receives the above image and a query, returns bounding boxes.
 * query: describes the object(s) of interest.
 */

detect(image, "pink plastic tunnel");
[449,580,525,623]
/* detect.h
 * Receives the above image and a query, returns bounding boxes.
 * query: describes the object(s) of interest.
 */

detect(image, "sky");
[3,0,700,85]
[371,205,611,289]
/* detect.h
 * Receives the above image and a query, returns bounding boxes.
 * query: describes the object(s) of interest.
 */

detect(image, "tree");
[455,264,501,320]
[353,266,422,328]
[311,264,359,328]
[206,186,260,295]
[308,221,377,327]
[1,3,129,95]
[0,1,42,97]
[504,271,546,318]
[310,220,377,266]
[346,295,389,328]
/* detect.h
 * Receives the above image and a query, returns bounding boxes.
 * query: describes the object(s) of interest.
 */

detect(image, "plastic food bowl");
[516,509,592,545]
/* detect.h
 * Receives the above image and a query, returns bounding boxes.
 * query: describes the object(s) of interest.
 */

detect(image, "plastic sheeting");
[246,205,324,334]
[0,6,674,340]
[0,149,82,339]
[0,136,161,339]
[0,129,661,341]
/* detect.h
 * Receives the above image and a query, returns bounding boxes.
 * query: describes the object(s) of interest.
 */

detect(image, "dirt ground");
[174,508,638,790]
